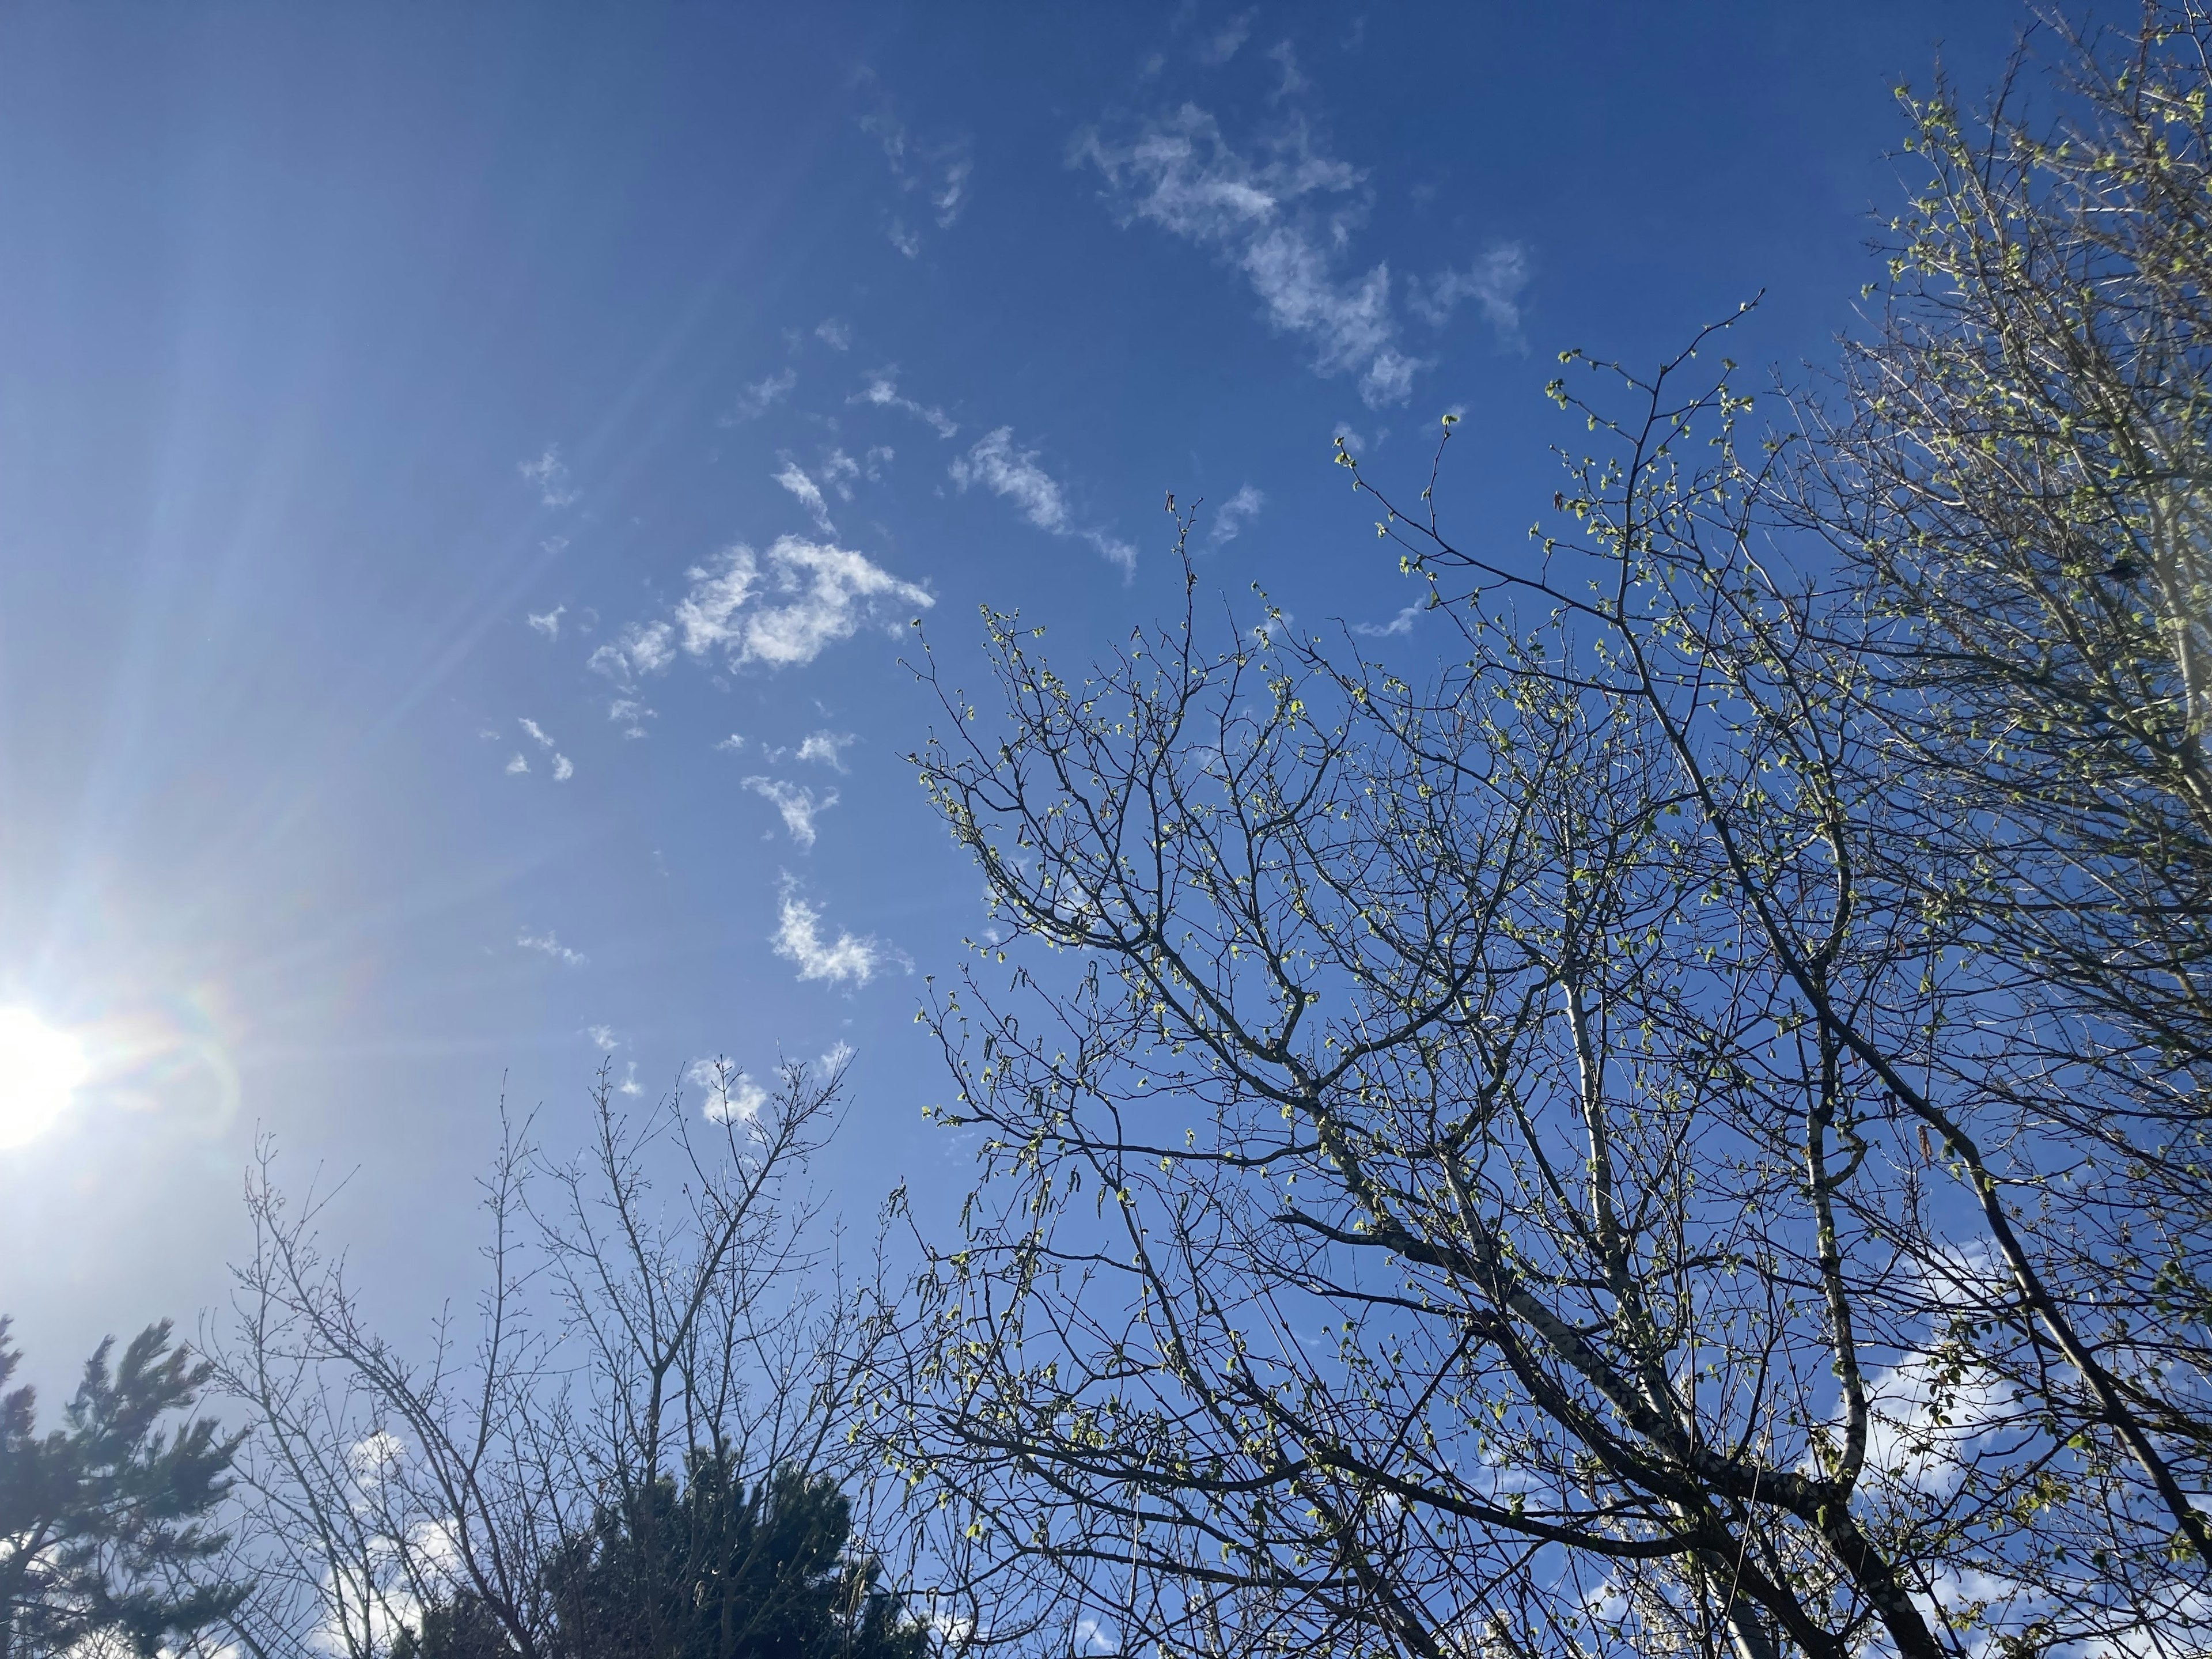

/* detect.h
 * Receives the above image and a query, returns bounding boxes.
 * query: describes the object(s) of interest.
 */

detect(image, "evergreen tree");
[0,1317,247,1659]
[396,1460,922,1659]
[544,1459,921,1659]
[390,1593,513,1659]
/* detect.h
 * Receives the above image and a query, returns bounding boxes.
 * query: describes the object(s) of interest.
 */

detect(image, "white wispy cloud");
[515,719,574,780]
[505,753,530,775]
[1086,531,1138,572]
[858,78,974,256]
[625,625,675,673]
[618,1061,643,1096]
[590,540,930,713]
[772,880,894,986]
[952,427,1138,574]
[588,1024,619,1050]
[715,733,747,752]
[586,627,671,734]
[690,1058,768,1124]
[1207,483,1265,545]
[588,622,677,690]
[774,460,838,535]
[518,444,580,507]
[607,697,654,739]
[518,930,586,967]
[816,317,854,351]
[675,537,933,668]
[1408,243,1532,349]
[796,730,855,770]
[952,427,1071,532]
[855,370,958,438]
[1354,600,1424,638]
[724,366,799,424]
[527,605,565,641]
[936,159,972,226]
[744,777,838,849]
[1198,9,1255,63]
[1265,40,1308,100]
[1072,107,1425,406]
[819,449,861,499]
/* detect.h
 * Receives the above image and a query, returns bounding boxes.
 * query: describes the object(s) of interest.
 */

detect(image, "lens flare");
[0,1007,91,1150]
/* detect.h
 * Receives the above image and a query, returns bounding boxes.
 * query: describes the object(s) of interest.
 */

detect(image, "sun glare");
[0,1006,91,1150]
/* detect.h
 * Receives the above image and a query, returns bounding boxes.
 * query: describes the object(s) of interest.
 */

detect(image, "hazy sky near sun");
[0,1,2020,1383]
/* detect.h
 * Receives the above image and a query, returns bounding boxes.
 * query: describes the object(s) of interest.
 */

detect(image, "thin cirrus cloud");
[1071,105,1412,404]
[796,730,854,770]
[950,429,1067,531]
[1353,600,1424,638]
[1407,244,1532,350]
[773,446,883,516]
[854,370,957,439]
[1072,104,1531,403]
[1197,9,1255,63]
[517,930,586,968]
[516,717,574,779]
[772,878,896,986]
[526,605,564,641]
[950,427,1138,575]
[722,366,799,425]
[517,444,580,507]
[857,73,972,258]
[772,460,838,536]
[1206,483,1265,546]
[586,537,933,729]
[815,317,853,351]
[744,777,838,849]
[818,448,875,499]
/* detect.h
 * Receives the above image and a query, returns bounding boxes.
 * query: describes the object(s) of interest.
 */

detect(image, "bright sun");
[0,1007,90,1151]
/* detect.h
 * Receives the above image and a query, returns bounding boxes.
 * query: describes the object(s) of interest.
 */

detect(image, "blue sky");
[0,1,2020,1381]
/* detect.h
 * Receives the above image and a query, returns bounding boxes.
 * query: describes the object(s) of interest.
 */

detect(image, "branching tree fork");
[209,1059,916,1659]
[870,12,2212,1657]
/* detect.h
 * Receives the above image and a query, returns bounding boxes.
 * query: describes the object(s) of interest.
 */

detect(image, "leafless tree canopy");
[203,1059,895,1659]
[866,12,2212,1658]
[170,12,2212,1659]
